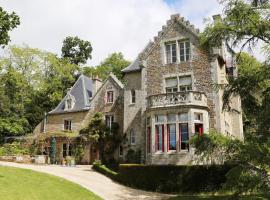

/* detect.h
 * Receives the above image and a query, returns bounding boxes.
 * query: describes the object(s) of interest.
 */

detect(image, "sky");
[0,0,223,66]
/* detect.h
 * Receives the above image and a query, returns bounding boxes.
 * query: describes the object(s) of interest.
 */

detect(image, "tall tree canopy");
[193,0,270,198]
[61,36,92,65]
[0,7,20,47]
[0,45,79,140]
[83,52,130,81]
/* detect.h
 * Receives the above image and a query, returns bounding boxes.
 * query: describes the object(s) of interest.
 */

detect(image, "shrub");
[92,160,118,179]
[0,142,29,156]
[125,149,141,164]
[116,164,233,193]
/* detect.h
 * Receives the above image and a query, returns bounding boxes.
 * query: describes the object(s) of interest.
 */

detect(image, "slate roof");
[121,57,142,73]
[49,75,93,114]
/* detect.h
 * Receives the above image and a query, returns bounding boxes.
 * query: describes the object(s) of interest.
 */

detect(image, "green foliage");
[116,164,232,193]
[0,45,79,139]
[200,0,270,53]
[92,160,118,179]
[80,112,123,163]
[0,7,20,47]
[0,142,29,156]
[125,149,141,164]
[83,52,130,80]
[71,137,85,163]
[61,36,92,65]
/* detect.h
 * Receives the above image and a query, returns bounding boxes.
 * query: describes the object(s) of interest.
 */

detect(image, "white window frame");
[130,128,136,145]
[105,115,114,129]
[63,119,72,131]
[131,89,136,104]
[106,91,114,103]
[179,40,190,62]
[165,42,177,64]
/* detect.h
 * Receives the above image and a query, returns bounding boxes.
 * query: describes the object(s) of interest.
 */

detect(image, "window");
[179,41,190,62]
[63,143,67,158]
[165,78,178,93]
[155,124,164,152]
[180,123,189,150]
[105,115,114,129]
[130,128,136,145]
[64,120,72,131]
[106,91,114,103]
[147,127,151,154]
[131,89,136,104]
[195,123,203,136]
[167,114,176,122]
[155,115,165,123]
[67,99,72,109]
[68,144,72,156]
[119,146,123,156]
[179,76,192,91]
[194,113,203,122]
[167,124,176,151]
[179,113,188,121]
[165,42,177,64]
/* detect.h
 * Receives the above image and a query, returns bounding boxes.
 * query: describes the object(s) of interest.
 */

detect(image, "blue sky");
[0,0,223,65]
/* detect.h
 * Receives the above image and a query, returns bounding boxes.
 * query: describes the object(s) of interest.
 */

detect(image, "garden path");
[0,161,173,200]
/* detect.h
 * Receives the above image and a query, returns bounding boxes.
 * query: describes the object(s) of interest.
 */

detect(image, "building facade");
[34,14,243,165]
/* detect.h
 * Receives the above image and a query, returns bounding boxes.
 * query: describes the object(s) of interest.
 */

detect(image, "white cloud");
[0,0,224,65]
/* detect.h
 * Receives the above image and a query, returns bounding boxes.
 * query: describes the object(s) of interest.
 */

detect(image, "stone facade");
[34,14,243,165]
[122,14,243,165]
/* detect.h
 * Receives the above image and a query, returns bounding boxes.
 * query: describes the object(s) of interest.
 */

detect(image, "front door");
[195,123,203,136]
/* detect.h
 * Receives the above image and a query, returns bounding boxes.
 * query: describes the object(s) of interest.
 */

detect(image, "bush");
[116,164,233,193]
[92,160,118,179]
[125,149,141,164]
[0,142,29,156]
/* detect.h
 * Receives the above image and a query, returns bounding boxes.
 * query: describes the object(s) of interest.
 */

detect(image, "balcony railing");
[147,91,208,109]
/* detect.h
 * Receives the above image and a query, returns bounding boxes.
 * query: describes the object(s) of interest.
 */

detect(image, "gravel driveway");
[0,161,173,200]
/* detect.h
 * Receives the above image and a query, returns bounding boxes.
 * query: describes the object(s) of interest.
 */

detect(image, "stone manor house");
[34,14,243,165]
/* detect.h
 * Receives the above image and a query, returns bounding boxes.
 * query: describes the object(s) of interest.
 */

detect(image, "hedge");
[93,162,233,193]
[92,161,118,179]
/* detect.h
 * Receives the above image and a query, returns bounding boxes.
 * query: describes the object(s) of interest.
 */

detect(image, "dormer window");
[64,93,75,110]
[165,42,177,64]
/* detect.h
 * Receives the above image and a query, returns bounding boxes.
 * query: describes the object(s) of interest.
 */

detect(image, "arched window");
[131,89,136,104]
[130,128,136,145]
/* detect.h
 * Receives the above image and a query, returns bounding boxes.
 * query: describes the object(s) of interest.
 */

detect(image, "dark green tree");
[193,0,270,198]
[0,7,20,47]
[61,36,92,65]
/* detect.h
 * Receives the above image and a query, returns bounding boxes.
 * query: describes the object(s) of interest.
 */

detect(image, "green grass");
[0,166,102,200]
[169,193,270,200]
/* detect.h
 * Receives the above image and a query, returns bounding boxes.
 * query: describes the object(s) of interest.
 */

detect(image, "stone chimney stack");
[92,75,102,95]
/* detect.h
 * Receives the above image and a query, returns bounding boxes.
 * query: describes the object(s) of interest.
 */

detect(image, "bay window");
[179,123,189,150]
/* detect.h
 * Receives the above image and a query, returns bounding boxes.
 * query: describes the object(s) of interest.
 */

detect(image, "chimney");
[92,75,102,95]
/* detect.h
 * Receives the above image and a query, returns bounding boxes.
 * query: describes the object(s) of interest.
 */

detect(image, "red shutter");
[162,125,164,152]
[199,126,203,136]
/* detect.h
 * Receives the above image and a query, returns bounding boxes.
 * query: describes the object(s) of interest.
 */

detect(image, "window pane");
[185,42,190,61]
[180,123,189,150]
[166,44,172,63]
[179,113,188,121]
[167,114,176,122]
[156,125,163,151]
[172,43,177,63]
[155,115,165,123]
[165,77,177,87]
[179,42,185,61]
[168,124,176,150]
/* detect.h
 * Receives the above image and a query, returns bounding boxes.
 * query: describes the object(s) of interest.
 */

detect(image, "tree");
[80,112,122,163]
[0,7,20,47]
[61,36,92,65]
[0,45,79,140]
[193,0,270,197]
[83,52,130,80]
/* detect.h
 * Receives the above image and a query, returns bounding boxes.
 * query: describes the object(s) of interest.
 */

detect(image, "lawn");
[169,193,270,200]
[0,166,102,200]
